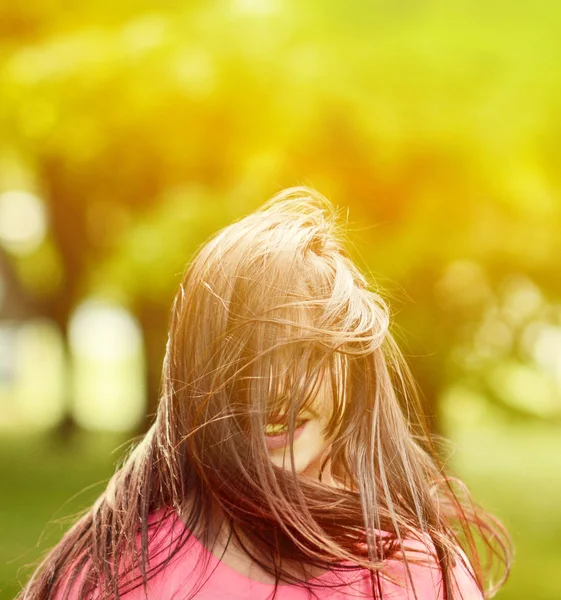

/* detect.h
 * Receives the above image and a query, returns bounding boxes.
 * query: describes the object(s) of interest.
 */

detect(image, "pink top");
[58,509,483,600]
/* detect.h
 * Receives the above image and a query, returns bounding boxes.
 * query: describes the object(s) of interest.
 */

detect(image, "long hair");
[18,187,512,600]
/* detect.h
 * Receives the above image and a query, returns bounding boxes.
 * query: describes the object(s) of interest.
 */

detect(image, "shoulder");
[378,533,484,600]
[52,509,199,600]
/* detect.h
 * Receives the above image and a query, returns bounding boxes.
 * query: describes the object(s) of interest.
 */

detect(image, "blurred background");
[1,1,560,598]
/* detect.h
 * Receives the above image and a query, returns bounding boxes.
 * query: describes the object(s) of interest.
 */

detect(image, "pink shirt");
[59,509,483,600]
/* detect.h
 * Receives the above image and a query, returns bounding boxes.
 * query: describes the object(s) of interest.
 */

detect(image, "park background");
[1,1,560,598]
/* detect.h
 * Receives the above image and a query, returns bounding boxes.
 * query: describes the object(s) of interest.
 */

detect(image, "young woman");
[19,187,512,600]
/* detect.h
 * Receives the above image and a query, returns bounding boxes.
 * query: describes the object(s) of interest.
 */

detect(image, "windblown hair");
[19,187,512,600]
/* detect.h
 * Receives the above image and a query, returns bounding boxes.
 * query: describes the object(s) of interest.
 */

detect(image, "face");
[264,382,335,480]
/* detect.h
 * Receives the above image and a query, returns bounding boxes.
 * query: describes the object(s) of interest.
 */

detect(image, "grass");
[0,431,128,600]
[450,419,561,600]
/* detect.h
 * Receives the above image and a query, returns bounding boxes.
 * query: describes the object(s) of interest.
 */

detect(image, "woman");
[19,187,512,599]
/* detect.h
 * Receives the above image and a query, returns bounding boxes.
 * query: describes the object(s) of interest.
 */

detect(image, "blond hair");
[20,187,511,600]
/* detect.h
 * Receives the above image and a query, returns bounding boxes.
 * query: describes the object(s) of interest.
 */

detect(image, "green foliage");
[1,2,560,597]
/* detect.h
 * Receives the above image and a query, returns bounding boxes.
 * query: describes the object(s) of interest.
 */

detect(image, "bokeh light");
[68,299,145,432]
[1,2,560,598]
[0,319,65,429]
[0,190,47,256]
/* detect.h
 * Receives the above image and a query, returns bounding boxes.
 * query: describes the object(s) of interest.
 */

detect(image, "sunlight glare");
[0,190,47,255]
[68,299,146,431]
